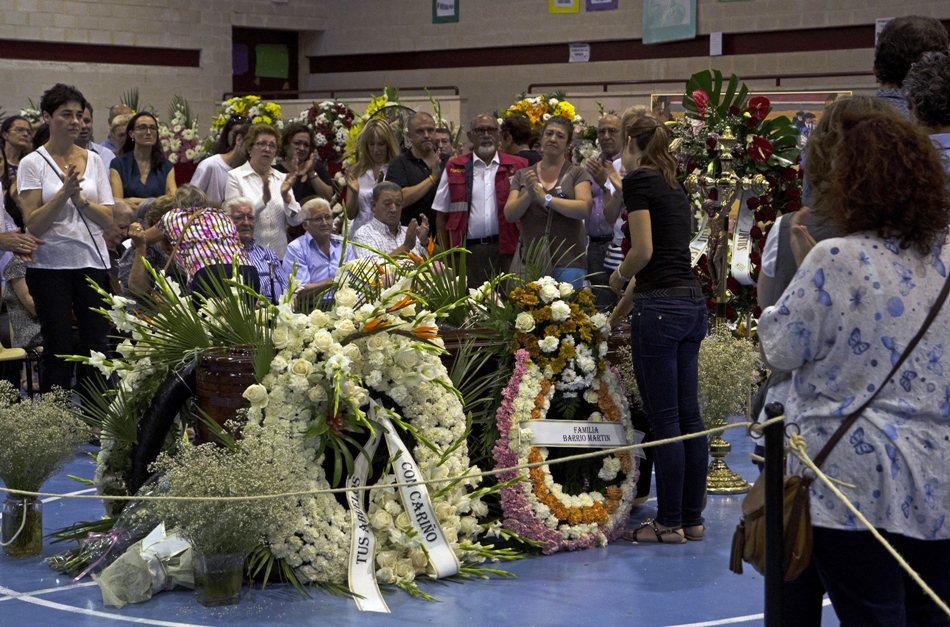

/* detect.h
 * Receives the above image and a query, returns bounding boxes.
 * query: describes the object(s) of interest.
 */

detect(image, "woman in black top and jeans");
[609,113,707,544]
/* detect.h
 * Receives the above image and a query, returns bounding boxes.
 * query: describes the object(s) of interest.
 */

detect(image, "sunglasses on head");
[230,115,250,124]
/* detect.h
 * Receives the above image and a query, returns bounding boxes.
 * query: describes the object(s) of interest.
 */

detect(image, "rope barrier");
[788,434,950,618]
[0,418,785,502]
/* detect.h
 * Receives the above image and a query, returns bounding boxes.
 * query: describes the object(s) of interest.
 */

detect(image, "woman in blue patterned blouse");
[758,108,950,626]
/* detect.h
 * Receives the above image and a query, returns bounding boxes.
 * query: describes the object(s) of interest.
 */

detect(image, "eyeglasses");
[471,127,498,135]
[231,214,254,223]
[254,141,278,151]
[304,215,333,223]
[134,125,158,133]
[8,126,33,136]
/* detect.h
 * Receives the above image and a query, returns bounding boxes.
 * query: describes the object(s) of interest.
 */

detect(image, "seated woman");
[1,115,34,227]
[127,185,257,297]
[758,108,950,626]
[504,115,593,288]
[274,122,334,204]
[224,124,302,259]
[344,118,399,234]
[110,111,177,210]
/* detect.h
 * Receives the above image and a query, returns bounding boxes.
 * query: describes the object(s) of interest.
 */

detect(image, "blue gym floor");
[0,425,839,627]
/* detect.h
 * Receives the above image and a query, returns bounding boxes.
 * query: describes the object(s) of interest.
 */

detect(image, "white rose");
[342,344,361,361]
[394,559,415,581]
[272,326,290,349]
[376,566,396,584]
[435,501,454,520]
[419,363,440,381]
[395,512,412,531]
[309,309,329,327]
[394,348,419,369]
[243,384,269,407]
[550,300,571,322]
[366,333,388,351]
[376,550,398,568]
[539,336,559,353]
[590,313,608,329]
[389,367,406,385]
[558,282,574,298]
[515,312,536,333]
[290,359,312,377]
[409,548,428,570]
[443,527,458,544]
[539,284,559,303]
[334,319,357,337]
[335,287,357,308]
[312,330,334,352]
[307,385,327,403]
[370,510,393,530]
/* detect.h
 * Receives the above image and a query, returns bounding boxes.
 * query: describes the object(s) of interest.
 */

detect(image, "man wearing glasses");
[281,198,354,301]
[432,114,527,287]
[224,196,287,303]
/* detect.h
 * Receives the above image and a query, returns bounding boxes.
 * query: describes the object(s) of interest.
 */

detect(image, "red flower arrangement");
[298,100,356,168]
[673,71,804,324]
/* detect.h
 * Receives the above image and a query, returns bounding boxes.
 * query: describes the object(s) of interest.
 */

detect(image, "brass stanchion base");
[706,434,751,495]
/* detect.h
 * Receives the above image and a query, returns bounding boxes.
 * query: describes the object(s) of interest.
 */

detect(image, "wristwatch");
[616,267,630,283]
[544,194,553,207]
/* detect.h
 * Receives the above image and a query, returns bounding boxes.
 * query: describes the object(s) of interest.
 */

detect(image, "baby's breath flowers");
[697,332,760,426]
[0,382,89,494]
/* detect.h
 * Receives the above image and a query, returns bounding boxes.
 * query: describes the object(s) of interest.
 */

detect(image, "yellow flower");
[252,116,263,124]
[262,116,272,125]
[247,96,261,103]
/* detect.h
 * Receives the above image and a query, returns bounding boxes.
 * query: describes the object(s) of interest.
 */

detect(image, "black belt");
[589,235,613,243]
[632,286,703,300]
[467,235,499,245]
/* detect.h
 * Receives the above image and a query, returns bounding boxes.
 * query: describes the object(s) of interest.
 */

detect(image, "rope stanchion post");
[763,402,785,627]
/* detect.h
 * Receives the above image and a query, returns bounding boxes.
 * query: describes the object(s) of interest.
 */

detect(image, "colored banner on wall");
[642,0,696,44]
[586,0,618,10]
[255,44,289,79]
[550,0,580,13]
[433,0,459,23]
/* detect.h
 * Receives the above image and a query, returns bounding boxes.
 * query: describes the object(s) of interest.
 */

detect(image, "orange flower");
[426,236,436,256]
[362,317,391,333]
[413,325,439,340]
[386,295,416,313]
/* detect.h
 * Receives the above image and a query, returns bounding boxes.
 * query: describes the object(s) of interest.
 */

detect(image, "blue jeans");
[813,527,950,627]
[629,297,708,528]
[552,266,585,290]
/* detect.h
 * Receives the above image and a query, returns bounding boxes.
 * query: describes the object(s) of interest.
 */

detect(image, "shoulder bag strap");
[811,265,950,470]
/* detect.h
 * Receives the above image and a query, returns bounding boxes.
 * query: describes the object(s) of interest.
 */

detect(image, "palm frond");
[76,374,143,445]
[121,88,139,113]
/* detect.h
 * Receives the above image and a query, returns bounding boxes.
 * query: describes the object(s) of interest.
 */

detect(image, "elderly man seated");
[223,195,286,303]
[350,181,429,259]
[282,198,355,300]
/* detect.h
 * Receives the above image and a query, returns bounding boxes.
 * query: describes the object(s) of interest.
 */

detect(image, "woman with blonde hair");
[609,112,707,544]
[344,118,399,233]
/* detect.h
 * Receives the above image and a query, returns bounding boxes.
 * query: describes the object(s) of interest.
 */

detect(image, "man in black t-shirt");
[384,112,447,228]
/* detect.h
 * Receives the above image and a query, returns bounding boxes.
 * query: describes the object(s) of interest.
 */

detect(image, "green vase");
[2,497,43,557]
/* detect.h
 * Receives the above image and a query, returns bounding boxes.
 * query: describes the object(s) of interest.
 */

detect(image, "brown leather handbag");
[730,263,950,581]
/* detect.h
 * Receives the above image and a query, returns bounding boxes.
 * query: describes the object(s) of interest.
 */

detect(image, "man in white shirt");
[192,121,249,207]
[432,114,527,287]
[351,181,428,260]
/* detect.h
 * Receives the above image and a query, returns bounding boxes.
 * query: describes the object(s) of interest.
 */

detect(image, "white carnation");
[539,336,560,353]
[550,300,571,322]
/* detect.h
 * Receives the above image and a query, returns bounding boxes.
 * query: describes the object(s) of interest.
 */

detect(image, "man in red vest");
[433,114,528,288]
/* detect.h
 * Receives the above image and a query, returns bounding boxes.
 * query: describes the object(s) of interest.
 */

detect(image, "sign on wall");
[642,0,696,44]
[550,0,581,14]
[586,0,618,10]
[433,0,459,23]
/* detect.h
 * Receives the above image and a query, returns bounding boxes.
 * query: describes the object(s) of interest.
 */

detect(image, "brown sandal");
[683,524,705,541]
[623,520,686,544]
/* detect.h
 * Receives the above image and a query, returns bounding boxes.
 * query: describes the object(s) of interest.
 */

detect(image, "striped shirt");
[245,239,287,303]
[159,207,251,279]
